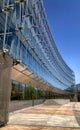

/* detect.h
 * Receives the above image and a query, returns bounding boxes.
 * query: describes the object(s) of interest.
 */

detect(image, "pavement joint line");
[9,104,43,115]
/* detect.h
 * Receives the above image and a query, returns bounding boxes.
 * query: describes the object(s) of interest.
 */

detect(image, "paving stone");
[1,102,80,130]
[8,113,79,128]
[22,104,73,115]
[0,125,80,130]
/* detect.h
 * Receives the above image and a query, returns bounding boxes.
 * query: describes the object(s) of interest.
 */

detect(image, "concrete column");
[73,94,78,102]
[0,51,12,126]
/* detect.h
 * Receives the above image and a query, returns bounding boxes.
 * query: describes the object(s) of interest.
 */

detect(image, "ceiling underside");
[11,64,68,95]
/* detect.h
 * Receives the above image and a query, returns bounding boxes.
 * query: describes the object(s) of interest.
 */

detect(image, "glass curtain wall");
[0,0,75,91]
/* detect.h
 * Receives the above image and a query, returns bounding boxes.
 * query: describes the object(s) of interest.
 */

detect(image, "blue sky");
[42,0,80,84]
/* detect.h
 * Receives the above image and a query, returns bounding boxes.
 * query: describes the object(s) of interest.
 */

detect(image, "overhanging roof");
[11,64,69,94]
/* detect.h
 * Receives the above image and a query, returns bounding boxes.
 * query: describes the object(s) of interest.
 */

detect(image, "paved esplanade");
[1,102,80,130]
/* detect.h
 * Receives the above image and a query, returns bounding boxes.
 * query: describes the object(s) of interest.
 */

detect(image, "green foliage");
[24,86,43,100]
[11,81,51,100]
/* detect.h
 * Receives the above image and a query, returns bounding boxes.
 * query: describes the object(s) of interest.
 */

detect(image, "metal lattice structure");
[0,0,75,125]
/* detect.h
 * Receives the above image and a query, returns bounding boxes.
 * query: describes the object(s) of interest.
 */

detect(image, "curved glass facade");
[0,0,75,91]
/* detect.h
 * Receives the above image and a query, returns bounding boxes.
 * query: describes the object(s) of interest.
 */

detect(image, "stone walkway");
[1,102,80,130]
[1,125,80,130]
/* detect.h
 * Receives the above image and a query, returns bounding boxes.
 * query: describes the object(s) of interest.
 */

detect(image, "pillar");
[0,51,12,126]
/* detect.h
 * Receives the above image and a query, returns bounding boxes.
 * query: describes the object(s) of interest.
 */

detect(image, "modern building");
[76,84,80,101]
[0,0,75,125]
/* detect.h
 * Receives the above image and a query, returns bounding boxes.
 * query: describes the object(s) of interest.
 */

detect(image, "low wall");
[9,99,44,112]
[54,99,70,104]
[44,99,70,105]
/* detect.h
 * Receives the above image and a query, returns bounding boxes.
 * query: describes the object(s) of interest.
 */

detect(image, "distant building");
[76,84,80,101]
